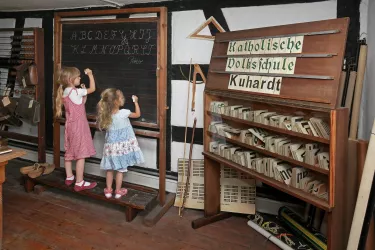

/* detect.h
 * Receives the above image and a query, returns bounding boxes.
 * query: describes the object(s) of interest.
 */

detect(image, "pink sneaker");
[73,181,97,192]
[115,188,128,199]
[104,188,113,199]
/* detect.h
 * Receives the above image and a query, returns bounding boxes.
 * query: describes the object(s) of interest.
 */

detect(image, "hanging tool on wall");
[180,117,197,217]
[191,64,207,112]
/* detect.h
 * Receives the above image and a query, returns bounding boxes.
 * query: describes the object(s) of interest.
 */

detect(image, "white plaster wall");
[172,10,214,64]
[360,0,369,36]
[171,80,205,128]
[222,0,337,31]
[24,18,43,27]
[0,19,15,28]
[359,0,375,139]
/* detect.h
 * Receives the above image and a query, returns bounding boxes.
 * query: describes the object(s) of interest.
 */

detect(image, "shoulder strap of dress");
[68,87,77,96]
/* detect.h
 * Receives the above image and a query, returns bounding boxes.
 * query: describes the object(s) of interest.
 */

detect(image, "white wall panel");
[359,0,374,139]
[172,10,214,64]
[171,80,205,128]
[222,1,337,31]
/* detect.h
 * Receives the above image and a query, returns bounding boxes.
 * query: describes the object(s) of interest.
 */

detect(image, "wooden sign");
[227,36,304,55]
[227,75,282,95]
[206,18,349,108]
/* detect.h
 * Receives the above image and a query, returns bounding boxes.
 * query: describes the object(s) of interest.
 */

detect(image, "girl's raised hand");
[84,68,93,76]
[132,95,138,103]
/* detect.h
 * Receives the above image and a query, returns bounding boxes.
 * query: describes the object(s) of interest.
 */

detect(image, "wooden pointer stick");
[180,117,197,217]
[178,59,192,216]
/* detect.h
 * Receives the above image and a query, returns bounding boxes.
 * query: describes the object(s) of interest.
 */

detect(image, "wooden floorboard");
[2,159,280,250]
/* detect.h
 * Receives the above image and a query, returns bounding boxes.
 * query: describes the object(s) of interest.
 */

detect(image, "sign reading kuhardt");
[228,74,282,95]
[226,35,304,95]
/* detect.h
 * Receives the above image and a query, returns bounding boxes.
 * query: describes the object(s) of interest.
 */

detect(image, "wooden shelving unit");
[0,28,45,162]
[192,18,354,250]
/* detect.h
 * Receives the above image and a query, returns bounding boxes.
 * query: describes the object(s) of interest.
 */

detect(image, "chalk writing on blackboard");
[69,29,152,42]
[68,28,155,57]
[69,44,155,56]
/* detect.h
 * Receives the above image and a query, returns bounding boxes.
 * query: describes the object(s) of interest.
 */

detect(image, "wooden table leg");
[0,161,8,249]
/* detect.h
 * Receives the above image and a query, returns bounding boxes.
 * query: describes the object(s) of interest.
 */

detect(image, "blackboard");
[61,19,158,125]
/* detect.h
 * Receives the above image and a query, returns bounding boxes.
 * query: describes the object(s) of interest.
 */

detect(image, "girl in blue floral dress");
[97,88,144,199]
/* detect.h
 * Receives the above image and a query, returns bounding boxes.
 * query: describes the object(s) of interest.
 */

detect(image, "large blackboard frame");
[53,7,168,205]
[60,17,160,128]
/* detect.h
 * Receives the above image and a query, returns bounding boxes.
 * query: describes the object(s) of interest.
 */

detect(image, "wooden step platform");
[23,168,158,222]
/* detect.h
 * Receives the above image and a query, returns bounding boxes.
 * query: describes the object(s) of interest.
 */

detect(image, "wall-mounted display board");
[51,7,168,208]
[192,18,356,250]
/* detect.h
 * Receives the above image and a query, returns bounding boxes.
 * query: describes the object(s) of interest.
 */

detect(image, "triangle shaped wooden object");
[187,16,225,41]
[191,64,207,112]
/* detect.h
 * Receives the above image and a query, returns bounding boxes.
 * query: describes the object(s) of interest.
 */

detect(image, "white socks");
[67,176,91,187]
[75,180,91,187]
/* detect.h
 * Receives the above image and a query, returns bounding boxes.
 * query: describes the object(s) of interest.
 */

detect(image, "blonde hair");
[97,88,123,130]
[55,66,81,118]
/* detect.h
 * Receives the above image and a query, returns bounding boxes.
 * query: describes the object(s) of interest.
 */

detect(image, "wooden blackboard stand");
[192,18,357,249]
[28,7,170,224]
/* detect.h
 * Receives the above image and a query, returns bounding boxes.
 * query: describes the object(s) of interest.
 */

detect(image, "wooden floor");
[3,159,280,250]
